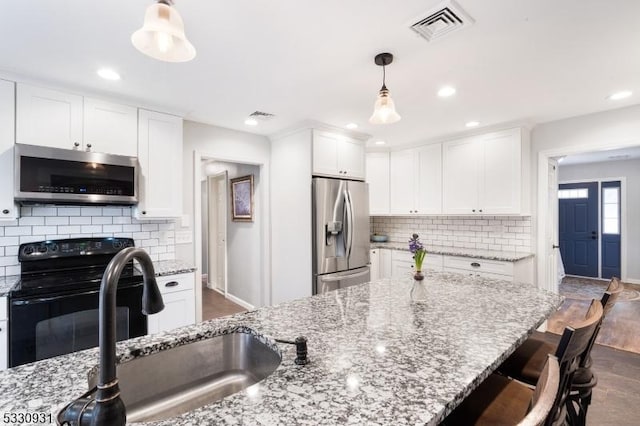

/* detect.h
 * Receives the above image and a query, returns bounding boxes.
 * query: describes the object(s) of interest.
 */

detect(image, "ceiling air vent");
[409,0,474,43]
[248,111,275,121]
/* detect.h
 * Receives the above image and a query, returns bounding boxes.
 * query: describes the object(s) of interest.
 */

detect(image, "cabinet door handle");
[73,142,80,148]
[2,209,9,215]
[472,209,476,213]
[479,209,483,213]
[471,262,481,268]
[165,281,179,287]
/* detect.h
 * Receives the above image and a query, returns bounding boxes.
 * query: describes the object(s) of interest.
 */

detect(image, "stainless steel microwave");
[14,144,138,205]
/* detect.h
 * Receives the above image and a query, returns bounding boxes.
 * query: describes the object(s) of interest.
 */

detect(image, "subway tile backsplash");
[371,216,532,253]
[0,206,176,277]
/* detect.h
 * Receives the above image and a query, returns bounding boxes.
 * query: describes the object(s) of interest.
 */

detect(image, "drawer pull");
[165,281,179,288]
[470,262,481,268]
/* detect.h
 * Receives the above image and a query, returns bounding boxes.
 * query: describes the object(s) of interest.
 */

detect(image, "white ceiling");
[559,146,640,166]
[1,0,639,147]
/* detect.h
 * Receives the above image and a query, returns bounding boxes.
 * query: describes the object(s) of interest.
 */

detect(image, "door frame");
[537,141,637,292]
[193,150,270,322]
[558,177,626,280]
[207,171,228,295]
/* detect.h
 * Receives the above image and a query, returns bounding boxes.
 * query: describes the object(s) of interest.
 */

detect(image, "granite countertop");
[146,259,197,277]
[371,242,534,262]
[0,275,20,297]
[0,271,561,425]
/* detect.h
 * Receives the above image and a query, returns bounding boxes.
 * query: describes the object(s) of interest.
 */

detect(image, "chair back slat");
[545,299,603,426]
[519,355,560,426]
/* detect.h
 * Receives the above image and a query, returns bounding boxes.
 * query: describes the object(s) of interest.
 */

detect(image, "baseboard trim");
[624,277,640,285]
[225,293,255,310]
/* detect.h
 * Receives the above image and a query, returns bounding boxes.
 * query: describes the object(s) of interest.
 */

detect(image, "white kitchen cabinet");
[380,248,392,278]
[443,128,529,215]
[16,83,83,149]
[391,250,413,279]
[313,130,365,180]
[0,296,7,370]
[147,273,196,334]
[135,109,183,219]
[0,80,17,221]
[366,152,390,214]
[390,143,442,215]
[370,249,380,280]
[83,98,138,156]
[443,255,534,284]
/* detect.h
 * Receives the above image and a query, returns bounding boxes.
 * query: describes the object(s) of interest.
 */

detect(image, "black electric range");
[9,237,147,367]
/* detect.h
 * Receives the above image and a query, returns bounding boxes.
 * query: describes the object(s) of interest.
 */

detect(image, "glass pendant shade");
[369,87,401,124]
[131,2,196,63]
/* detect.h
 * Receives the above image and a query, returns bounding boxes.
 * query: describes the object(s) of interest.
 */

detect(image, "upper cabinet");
[83,98,138,156]
[135,109,183,219]
[442,128,529,215]
[0,80,17,220]
[16,83,83,150]
[365,152,390,215]
[16,84,138,156]
[313,130,365,180]
[389,143,442,215]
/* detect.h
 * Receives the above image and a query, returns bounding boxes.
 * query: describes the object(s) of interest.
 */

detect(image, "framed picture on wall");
[230,174,254,222]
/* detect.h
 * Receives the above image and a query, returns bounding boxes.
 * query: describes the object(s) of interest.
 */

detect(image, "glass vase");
[410,271,428,302]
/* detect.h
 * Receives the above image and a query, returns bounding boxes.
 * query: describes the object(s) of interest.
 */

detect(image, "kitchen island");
[0,272,562,425]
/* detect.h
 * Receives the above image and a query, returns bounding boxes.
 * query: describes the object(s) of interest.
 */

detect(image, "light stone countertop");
[371,242,534,262]
[0,271,561,425]
[0,275,19,297]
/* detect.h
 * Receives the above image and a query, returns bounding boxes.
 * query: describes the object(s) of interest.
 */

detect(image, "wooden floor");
[202,286,246,321]
[547,276,640,354]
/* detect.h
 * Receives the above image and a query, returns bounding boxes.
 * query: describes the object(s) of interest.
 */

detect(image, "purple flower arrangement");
[408,233,426,271]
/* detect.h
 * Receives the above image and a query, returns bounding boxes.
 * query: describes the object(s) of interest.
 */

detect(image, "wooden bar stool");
[442,355,560,426]
[444,300,603,426]
[498,278,623,425]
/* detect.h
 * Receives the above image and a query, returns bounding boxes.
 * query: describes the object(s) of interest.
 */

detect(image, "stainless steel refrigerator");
[312,177,370,294]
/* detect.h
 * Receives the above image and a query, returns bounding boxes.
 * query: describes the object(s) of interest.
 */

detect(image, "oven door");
[9,284,146,368]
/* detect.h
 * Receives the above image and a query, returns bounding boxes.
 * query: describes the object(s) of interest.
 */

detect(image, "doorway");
[558,182,599,278]
[206,172,228,294]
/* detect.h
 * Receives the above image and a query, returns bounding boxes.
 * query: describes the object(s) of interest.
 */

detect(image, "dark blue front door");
[559,182,598,277]
[601,181,621,279]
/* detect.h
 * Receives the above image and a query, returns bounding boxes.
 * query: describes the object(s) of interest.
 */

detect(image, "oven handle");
[10,285,142,305]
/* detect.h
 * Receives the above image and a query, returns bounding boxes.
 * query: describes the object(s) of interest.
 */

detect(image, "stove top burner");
[11,237,143,299]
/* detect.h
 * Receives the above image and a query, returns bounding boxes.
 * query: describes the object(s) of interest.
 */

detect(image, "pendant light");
[131,0,196,63]
[369,53,401,124]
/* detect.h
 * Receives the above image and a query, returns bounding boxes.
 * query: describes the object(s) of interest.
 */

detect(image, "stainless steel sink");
[88,331,281,423]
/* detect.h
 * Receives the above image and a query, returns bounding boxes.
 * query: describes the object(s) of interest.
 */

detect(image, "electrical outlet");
[175,230,192,245]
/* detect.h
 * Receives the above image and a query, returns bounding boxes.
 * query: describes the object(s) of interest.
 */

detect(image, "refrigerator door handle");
[345,189,354,258]
[319,269,369,282]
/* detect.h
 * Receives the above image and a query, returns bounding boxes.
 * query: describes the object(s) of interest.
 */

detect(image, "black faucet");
[58,248,164,426]
[275,336,310,365]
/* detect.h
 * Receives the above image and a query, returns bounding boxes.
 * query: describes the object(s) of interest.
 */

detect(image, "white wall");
[559,159,640,281]
[180,120,270,309]
[531,104,640,286]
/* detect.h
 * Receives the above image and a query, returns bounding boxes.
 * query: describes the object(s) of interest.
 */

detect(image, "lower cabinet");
[371,248,393,280]
[147,273,196,335]
[0,297,6,370]
[443,255,533,284]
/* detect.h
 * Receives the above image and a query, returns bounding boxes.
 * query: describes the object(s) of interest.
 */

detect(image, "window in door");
[601,181,621,279]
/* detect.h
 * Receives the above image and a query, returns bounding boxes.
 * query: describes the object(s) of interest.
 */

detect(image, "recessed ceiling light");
[97,68,121,81]
[607,91,632,100]
[465,121,480,128]
[437,86,456,98]
[244,118,258,126]
[346,123,358,130]
[374,140,386,145]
